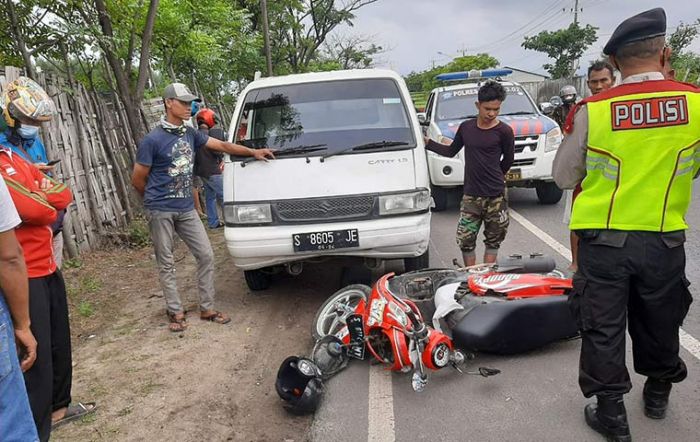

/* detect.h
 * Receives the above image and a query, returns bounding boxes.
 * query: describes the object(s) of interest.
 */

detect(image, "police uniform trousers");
[570,230,692,398]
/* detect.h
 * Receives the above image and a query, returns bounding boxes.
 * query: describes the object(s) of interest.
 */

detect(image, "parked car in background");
[419,70,564,210]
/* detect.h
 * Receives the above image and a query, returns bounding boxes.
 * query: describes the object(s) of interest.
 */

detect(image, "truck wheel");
[536,182,563,205]
[404,249,430,272]
[244,269,271,291]
[431,185,448,211]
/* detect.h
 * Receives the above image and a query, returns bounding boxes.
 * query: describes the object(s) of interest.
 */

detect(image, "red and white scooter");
[311,254,578,391]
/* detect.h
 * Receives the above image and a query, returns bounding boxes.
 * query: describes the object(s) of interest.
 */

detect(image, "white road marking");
[510,208,700,362]
[509,209,572,262]
[367,364,395,442]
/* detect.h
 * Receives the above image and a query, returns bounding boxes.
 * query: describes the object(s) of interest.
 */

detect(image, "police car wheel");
[536,182,563,205]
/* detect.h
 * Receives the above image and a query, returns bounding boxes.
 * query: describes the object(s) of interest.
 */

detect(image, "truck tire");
[431,185,448,212]
[244,269,271,291]
[536,182,563,205]
[404,249,430,272]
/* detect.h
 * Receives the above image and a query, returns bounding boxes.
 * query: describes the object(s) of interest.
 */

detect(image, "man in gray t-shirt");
[0,178,39,441]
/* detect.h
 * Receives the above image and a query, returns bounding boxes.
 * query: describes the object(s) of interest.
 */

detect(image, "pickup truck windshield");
[435,85,538,121]
[234,79,415,158]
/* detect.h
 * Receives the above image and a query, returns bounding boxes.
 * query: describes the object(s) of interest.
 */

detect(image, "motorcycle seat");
[449,295,578,355]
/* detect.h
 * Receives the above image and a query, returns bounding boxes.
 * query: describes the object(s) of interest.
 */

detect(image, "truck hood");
[230,150,417,201]
[437,114,558,138]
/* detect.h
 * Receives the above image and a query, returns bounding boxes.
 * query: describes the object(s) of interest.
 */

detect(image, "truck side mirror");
[416,112,428,126]
[539,102,554,115]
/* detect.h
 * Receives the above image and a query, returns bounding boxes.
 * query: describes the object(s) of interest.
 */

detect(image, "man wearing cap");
[132,83,274,332]
[553,8,698,441]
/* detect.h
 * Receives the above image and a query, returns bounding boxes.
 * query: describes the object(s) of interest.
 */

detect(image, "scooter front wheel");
[312,284,370,341]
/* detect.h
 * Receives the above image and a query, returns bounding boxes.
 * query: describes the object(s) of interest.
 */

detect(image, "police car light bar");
[435,69,513,81]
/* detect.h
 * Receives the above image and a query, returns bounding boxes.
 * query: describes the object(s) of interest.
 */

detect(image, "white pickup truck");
[223,69,432,290]
[419,74,563,210]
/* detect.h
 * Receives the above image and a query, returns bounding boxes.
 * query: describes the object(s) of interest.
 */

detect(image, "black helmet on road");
[275,356,324,415]
[559,85,578,104]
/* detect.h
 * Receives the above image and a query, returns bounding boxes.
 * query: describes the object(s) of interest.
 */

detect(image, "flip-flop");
[52,402,97,429]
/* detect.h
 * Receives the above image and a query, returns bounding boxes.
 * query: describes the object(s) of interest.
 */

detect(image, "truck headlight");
[225,204,272,224]
[544,127,562,152]
[378,190,431,215]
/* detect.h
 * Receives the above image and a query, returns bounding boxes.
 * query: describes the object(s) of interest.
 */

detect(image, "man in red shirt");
[0,78,92,441]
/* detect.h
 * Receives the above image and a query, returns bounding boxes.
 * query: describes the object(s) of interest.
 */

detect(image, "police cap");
[603,8,666,55]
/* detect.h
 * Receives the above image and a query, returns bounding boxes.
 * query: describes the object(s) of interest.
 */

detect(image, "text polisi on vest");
[611,95,688,131]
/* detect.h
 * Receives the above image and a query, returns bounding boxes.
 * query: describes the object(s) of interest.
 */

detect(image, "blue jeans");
[203,174,224,228]
[0,294,40,442]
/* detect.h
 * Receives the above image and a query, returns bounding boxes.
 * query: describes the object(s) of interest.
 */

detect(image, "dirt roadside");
[52,229,340,442]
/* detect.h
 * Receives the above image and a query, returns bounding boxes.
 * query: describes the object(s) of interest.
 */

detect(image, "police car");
[418,69,563,210]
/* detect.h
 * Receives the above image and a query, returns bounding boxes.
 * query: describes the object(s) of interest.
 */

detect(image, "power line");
[465,0,568,52]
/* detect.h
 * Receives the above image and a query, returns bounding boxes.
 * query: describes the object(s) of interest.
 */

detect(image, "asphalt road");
[310,184,700,442]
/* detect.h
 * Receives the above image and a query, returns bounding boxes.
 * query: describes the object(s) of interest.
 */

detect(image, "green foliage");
[127,218,151,248]
[522,23,598,79]
[63,258,83,269]
[668,20,700,83]
[81,275,102,294]
[78,300,95,318]
[404,54,500,93]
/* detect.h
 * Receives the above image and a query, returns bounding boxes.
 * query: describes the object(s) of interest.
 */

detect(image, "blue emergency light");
[435,69,513,81]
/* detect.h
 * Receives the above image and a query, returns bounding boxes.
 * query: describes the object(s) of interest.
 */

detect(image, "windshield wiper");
[241,144,327,166]
[500,111,534,116]
[321,141,410,161]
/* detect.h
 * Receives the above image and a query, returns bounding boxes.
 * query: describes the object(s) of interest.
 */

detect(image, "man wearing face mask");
[1,77,66,269]
[553,8,698,441]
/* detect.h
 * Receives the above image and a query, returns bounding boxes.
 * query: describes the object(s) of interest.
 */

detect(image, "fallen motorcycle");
[311,254,578,391]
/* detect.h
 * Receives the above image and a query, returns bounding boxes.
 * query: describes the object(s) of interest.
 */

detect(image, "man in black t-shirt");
[194,108,227,228]
[425,81,515,266]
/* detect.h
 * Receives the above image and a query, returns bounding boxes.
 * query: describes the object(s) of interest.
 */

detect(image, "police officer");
[553,7,698,442]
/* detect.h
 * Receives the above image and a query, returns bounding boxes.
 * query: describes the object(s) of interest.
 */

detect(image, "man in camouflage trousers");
[425,81,515,265]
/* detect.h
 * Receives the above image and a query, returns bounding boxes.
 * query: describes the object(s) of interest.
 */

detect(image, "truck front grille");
[276,195,375,222]
[514,135,539,154]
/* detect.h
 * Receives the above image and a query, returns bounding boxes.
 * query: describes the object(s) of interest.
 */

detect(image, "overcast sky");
[347,0,700,76]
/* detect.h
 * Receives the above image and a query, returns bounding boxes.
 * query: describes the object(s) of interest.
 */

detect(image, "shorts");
[456,194,509,253]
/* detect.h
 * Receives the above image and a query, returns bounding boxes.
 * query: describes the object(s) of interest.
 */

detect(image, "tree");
[319,34,382,70]
[404,54,499,92]
[0,0,64,78]
[236,0,380,74]
[522,23,598,79]
[668,19,700,83]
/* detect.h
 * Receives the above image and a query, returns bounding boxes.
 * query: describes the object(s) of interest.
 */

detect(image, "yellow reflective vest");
[571,80,700,232]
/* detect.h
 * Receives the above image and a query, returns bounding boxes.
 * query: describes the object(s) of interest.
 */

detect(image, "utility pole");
[570,0,582,77]
[261,0,273,77]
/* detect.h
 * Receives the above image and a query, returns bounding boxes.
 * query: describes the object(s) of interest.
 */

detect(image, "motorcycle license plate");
[292,229,359,252]
[505,168,521,181]
[346,314,365,360]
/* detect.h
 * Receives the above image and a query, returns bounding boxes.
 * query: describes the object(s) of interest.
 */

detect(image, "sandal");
[167,311,188,332]
[200,310,231,325]
[52,402,97,429]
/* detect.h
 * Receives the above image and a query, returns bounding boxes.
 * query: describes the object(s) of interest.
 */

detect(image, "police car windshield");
[435,85,537,121]
[234,79,415,158]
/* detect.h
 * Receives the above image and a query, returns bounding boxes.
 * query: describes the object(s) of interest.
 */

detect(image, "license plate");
[505,169,521,181]
[292,229,359,252]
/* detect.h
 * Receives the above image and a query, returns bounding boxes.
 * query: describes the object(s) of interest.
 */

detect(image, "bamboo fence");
[1,66,141,258]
